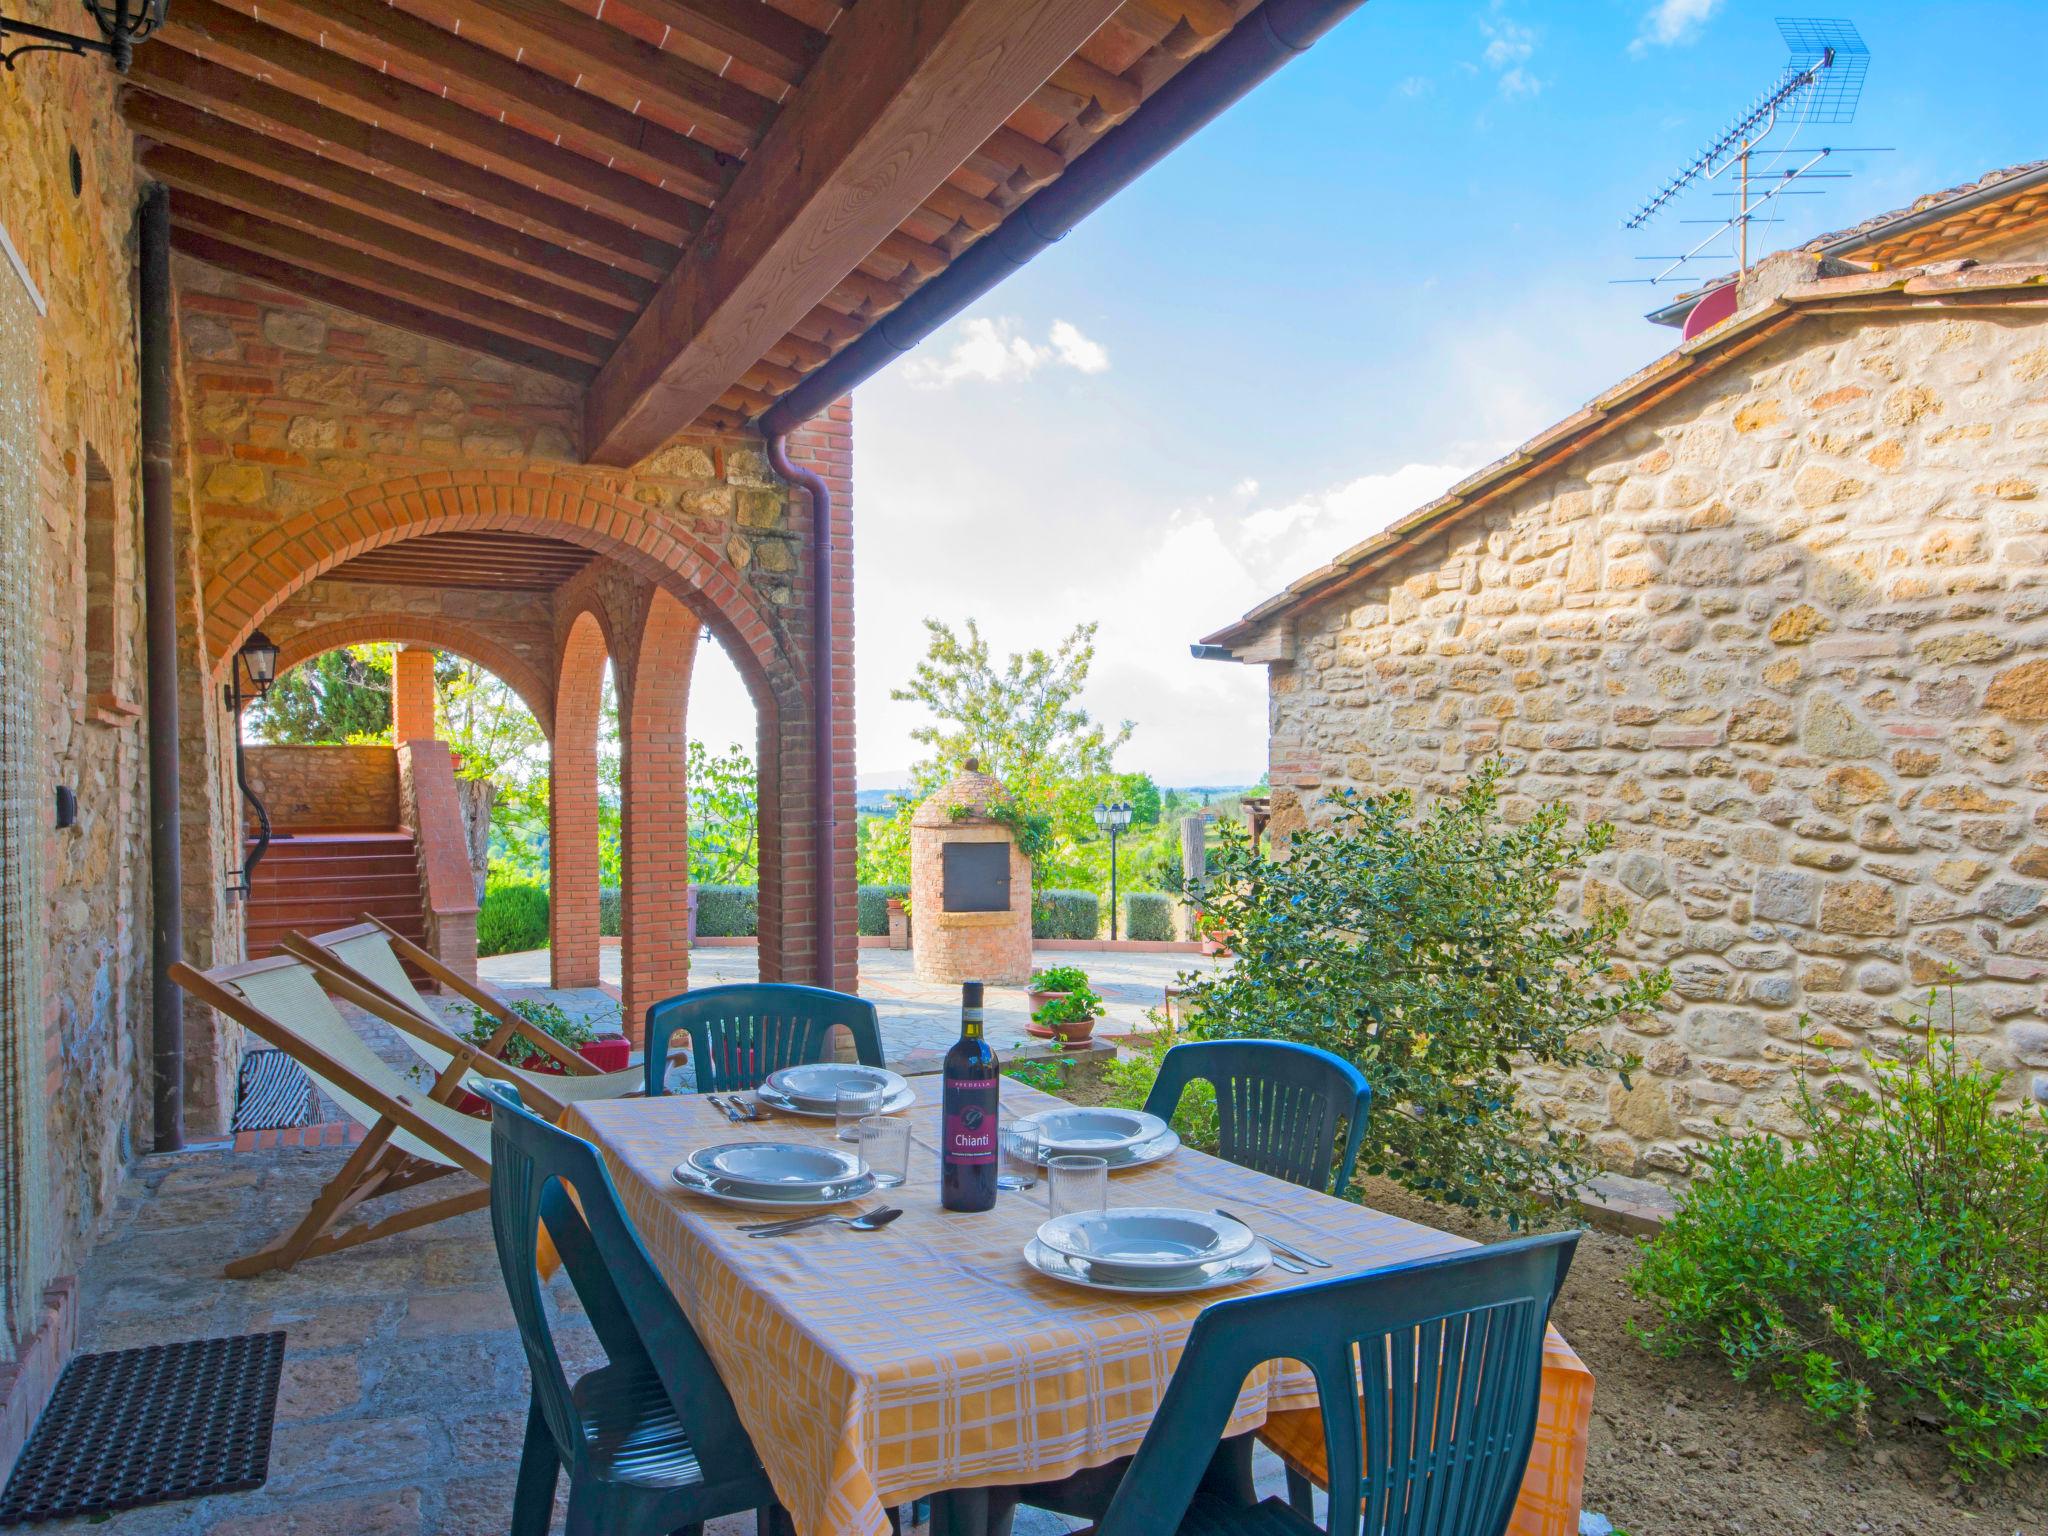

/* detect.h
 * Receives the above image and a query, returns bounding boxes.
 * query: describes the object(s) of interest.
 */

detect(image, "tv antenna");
[1620,18,1884,288]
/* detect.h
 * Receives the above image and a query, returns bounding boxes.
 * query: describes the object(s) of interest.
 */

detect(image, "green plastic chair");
[476,1078,785,1536]
[1083,1231,1580,1536]
[643,982,886,1096]
[1144,1040,1372,1195]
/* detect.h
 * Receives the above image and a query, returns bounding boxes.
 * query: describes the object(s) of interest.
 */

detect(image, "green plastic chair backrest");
[476,1079,763,1487]
[642,982,885,1095]
[1144,1040,1373,1194]
[1096,1231,1579,1536]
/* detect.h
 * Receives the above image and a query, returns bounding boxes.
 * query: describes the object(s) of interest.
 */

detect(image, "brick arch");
[619,588,699,1033]
[204,471,793,720]
[550,608,609,989]
[269,617,554,737]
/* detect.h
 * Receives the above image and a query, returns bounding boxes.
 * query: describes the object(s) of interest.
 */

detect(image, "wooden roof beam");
[222,0,731,203]
[624,0,826,88]
[160,0,707,242]
[586,0,1131,464]
[169,227,595,381]
[169,191,613,362]
[129,46,680,280]
[123,90,653,311]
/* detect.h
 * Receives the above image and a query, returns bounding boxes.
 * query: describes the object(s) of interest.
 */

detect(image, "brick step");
[245,914,426,947]
[248,872,422,901]
[248,895,424,928]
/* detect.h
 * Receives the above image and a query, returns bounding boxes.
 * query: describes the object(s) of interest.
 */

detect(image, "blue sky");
[684,0,2045,787]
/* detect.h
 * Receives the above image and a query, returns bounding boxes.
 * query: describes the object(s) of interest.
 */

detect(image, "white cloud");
[902,316,1111,389]
[1478,8,1541,98]
[1631,0,1722,53]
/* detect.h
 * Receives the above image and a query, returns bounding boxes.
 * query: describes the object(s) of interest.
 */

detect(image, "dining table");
[562,1080,1593,1536]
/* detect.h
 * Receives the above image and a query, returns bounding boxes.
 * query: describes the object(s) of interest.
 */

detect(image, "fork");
[706,1094,743,1124]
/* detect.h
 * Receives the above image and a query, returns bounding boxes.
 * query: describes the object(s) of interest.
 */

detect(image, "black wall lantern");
[223,629,278,901]
[1,0,166,72]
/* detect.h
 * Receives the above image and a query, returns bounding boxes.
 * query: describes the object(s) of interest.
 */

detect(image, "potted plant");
[447,997,620,1113]
[1196,912,1232,957]
[1026,966,1103,1045]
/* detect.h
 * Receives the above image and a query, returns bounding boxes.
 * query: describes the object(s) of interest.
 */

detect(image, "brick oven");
[909,761,1034,986]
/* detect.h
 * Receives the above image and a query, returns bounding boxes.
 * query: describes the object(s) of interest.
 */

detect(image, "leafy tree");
[252,644,392,743]
[437,654,545,783]
[687,740,758,885]
[1116,770,1162,826]
[1175,759,1665,1225]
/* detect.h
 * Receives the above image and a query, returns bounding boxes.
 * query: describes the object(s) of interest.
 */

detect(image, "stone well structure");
[909,762,1035,987]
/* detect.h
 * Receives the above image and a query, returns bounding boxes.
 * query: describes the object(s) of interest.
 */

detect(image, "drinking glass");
[836,1085,884,1141]
[1046,1154,1108,1218]
[997,1118,1040,1192]
[857,1115,911,1189]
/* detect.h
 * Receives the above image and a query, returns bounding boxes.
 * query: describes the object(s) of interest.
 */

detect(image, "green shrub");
[598,887,621,937]
[1029,965,1091,994]
[1123,891,1172,942]
[857,884,910,937]
[1175,758,1665,1225]
[1104,1018,1216,1152]
[695,884,758,937]
[1032,889,1098,940]
[477,875,549,957]
[453,994,596,1069]
[1631,996,2048,1471]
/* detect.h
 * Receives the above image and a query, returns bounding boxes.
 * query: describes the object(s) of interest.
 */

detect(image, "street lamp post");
[1092,800,1133,941]
[222,629,280,901]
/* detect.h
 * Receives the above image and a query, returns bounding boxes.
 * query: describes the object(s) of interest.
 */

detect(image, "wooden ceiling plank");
[170,226,595,381]
[920,180,1004,234]
[161,0,707,242]
[130,46,679,280]
[425,0,777,145]
[123,90,651,311]
[1049,54,1140,118]
[1126,0,1233,39]
[623,0,825,86]
[873,228,948,279]
[235,0,731,203]
[142,144,631,337]
[971,124,1065,188]
[587,0,1131,462]
[170,192,613,362]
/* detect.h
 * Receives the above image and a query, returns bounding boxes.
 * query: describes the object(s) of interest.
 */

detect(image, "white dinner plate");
[1023,1236,1272,1295]
[670,1163,877,1210]
[1036,1207,1254,1281]
[756,1080,917,1118]
[685,1141,865,1195]
[1007,1124,1181,1171]
[1013,1107,1169,1157]
[762,1063,907,1110]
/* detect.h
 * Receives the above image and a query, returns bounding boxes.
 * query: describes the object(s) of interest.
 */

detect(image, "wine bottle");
[940,980,999,1212]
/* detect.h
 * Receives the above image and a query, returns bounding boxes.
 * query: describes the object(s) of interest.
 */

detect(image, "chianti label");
[943,1077,999,1164]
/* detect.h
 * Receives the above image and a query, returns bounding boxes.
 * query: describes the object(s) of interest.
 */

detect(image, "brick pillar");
[391,646,437,744]
[619,589,698,1043]
[550,613,606,990]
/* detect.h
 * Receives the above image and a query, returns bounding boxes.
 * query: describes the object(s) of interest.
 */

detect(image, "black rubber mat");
[232,1047,315,1132]
[0,1333,285,1526]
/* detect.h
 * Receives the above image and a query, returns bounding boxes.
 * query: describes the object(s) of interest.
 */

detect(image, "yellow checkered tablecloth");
[566,1084,1592,1536]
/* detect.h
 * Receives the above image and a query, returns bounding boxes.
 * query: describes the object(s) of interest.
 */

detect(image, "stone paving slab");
[40,1136,1305,1535]
[480,943,1216,1067]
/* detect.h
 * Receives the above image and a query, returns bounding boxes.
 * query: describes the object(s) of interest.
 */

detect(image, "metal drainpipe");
[764,432,838,990]
[140,184,185,1151]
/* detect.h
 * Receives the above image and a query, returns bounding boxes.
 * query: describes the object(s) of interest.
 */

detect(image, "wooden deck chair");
[282,922,652,1116]
[171,954,502,1278]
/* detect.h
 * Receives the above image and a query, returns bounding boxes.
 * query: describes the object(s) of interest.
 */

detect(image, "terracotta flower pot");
[1026,988,1068,1015]
[1049,1015,1095,1045]
[457,1036,630,1114]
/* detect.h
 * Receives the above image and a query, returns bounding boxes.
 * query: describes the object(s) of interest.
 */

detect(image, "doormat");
[231,1047,315,1132]
[0,1332,286,1526]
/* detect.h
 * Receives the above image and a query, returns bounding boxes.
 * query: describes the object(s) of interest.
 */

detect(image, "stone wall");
[1268,304,2048,1179]
[242,745,399,831]
[0,8,157,1307]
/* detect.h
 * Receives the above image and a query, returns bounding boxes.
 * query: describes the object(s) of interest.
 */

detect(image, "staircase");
[244,829,427,960]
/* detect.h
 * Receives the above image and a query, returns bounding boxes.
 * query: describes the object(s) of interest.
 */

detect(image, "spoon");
[743,1207,903,1238]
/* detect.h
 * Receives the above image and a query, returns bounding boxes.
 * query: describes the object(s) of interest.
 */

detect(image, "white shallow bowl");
[757,1080,917,1118]
[685,1141,865,1194]
[1036,1207,1254,1281]
[670,1163,876,1210]
[763,1063,905,1110]
[1015,1107,1169,1157]
[1023,1236,1271,1296]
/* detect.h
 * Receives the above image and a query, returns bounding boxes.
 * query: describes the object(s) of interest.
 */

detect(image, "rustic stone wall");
[0,13,157,1294]
[1268,305,2048,1179]
[242,745,399,831]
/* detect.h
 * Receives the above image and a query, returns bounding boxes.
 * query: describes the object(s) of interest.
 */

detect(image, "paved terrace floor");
[481,942,1216,1067]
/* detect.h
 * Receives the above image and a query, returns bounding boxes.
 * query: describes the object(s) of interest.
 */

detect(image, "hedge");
[478,876,549,957]
[1033,889,1098,940]
[1124,891,1173,943]
[599,887,621,937]
[696,884,758,937]
[858,884,910,937]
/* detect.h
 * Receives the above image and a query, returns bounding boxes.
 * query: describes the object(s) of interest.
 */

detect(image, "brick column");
[619,590,698,1043]
[550,613,606,990]
[391,646,437,744]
